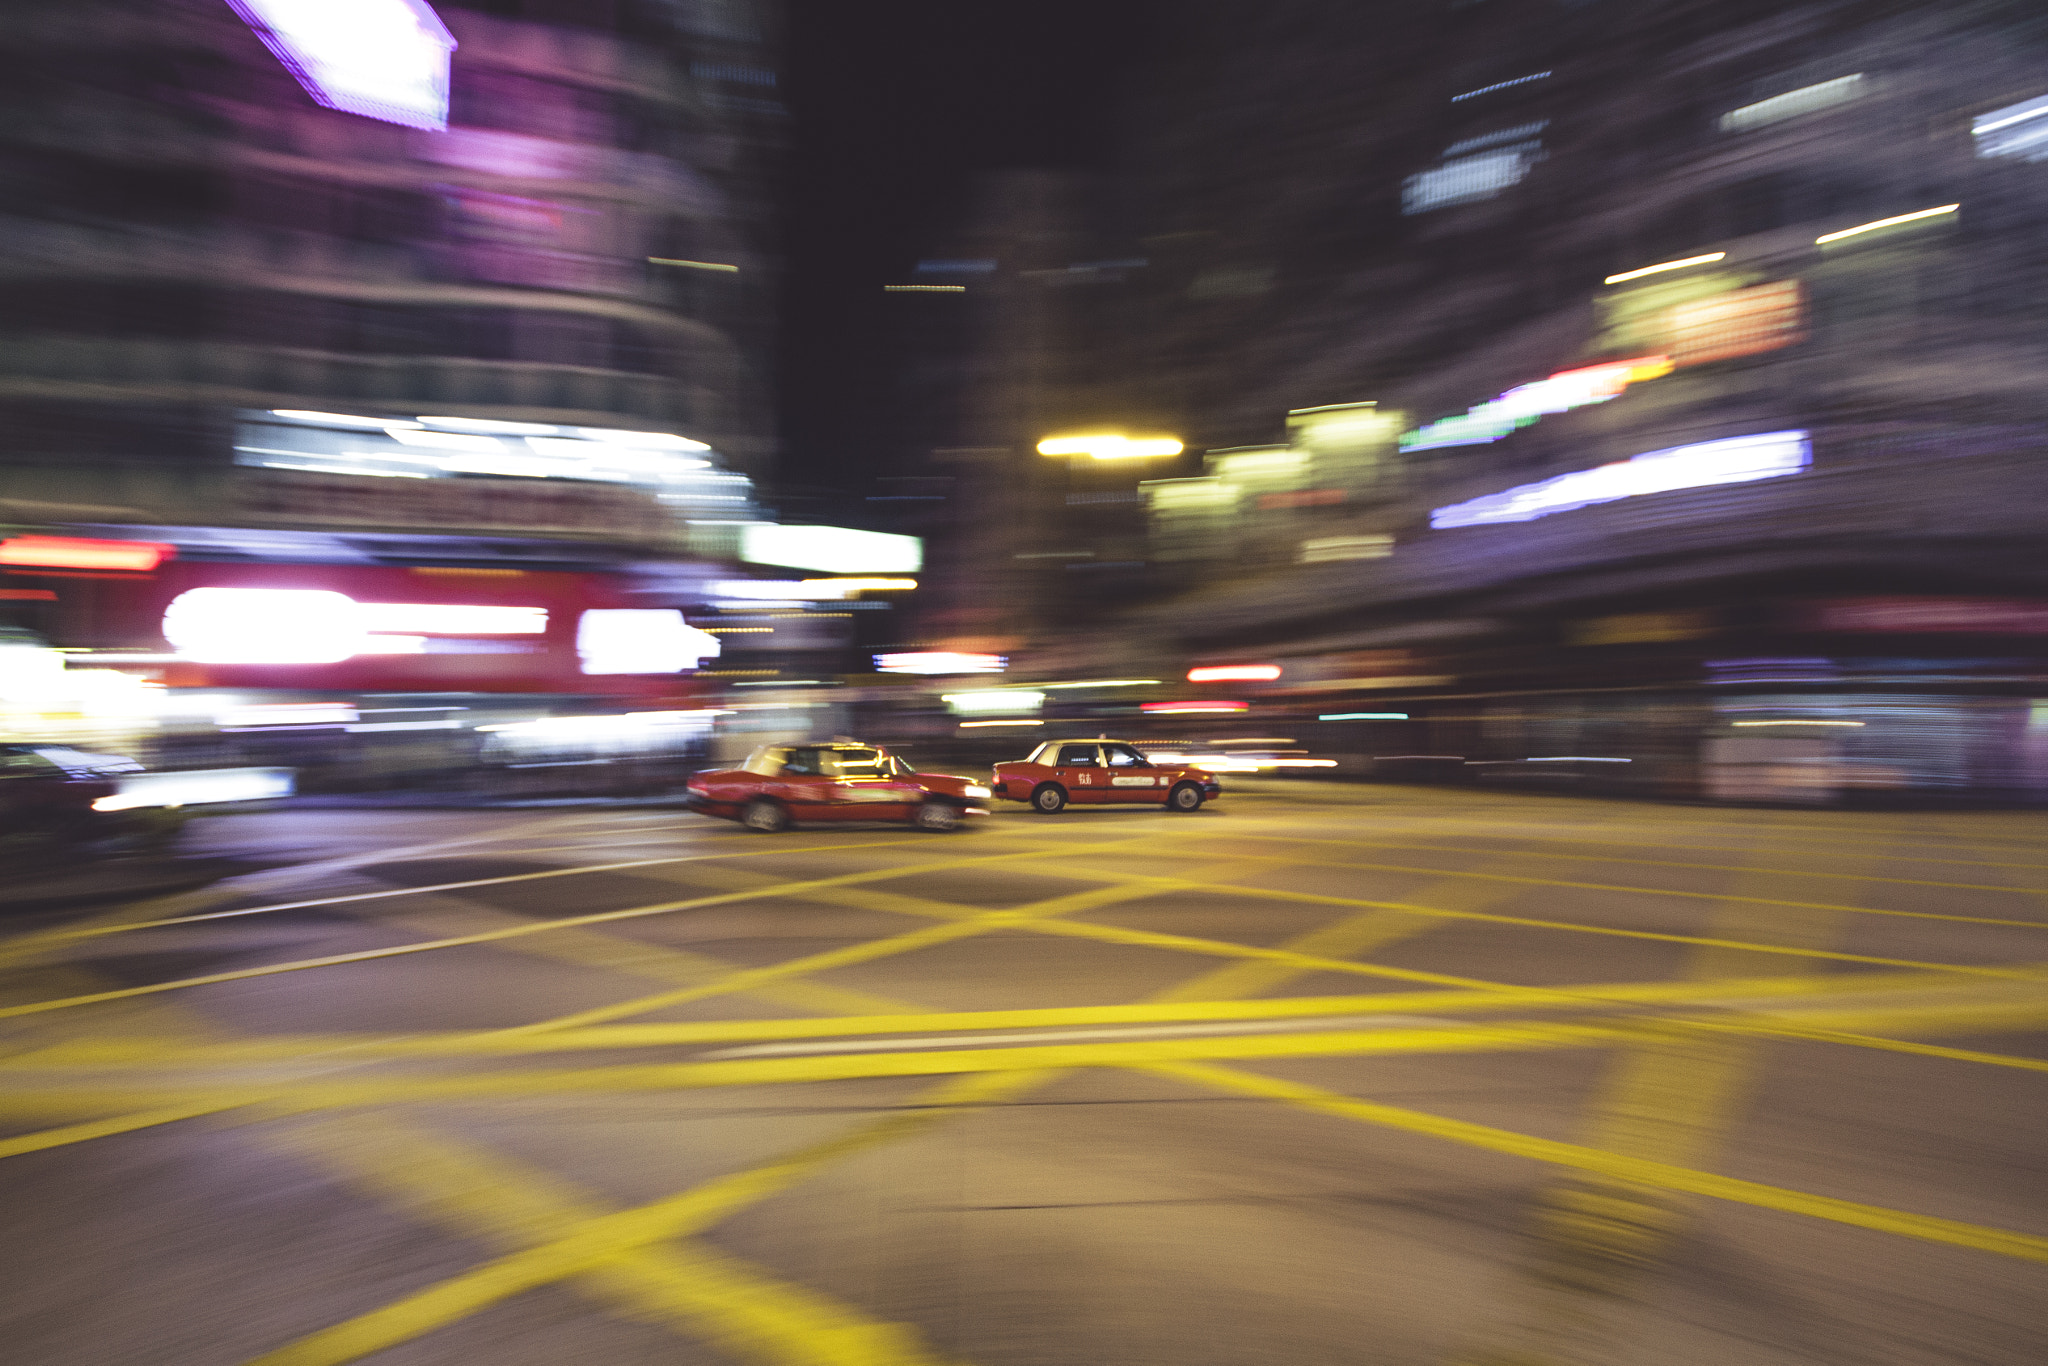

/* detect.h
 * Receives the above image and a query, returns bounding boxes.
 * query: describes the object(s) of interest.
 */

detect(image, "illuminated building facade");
[1045,0,2048,799]
[0,0,777,586]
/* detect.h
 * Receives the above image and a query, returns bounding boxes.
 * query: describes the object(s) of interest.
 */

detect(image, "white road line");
[699,1014,1466,1059]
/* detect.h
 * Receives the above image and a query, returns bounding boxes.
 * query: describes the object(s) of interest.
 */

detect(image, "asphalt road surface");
[3,782,2045,1366]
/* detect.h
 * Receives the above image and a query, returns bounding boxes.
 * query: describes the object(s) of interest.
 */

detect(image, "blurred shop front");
[0,528,728,798]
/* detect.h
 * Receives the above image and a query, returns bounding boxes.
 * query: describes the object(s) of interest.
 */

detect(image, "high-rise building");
[0,0,780,696]
[1007,0,2048,799]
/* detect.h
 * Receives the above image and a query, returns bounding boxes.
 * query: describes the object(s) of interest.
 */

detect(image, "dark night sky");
[774,0,1158,503]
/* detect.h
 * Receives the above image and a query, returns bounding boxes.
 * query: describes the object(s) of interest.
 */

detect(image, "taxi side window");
[1103,745,1145,767]
[782,748,825,776]
[1056,744,1100,766]
[740,747,786,776]
[0,748,60,778]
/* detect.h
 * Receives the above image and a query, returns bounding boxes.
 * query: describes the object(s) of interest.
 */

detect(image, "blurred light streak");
[1443,121,1550,157]
[1524,756,1632,763]
[418,416,558,434]
[798,577,917,593]
[1732,720,1865,728]
[1212,738,1297,745]
[1815,204,1958,244]
[272,409,420,428]
[884,284,966,292]
[216,702,359,727]
[649,257,740,272]
[1431,431,1809,528]
[960,720,1044,728]
[1322,712,1409,720]
[358,604,548,634]
[1187,665,1281,682]
[1037,434,1185,460]
[0,536,171,571]
[93,767,295,811]
[1038,679,1161,689]
[1451,72,1550,102]
[1142,701,1249,714]
[1604,252,1726,285]
[574,427,712,450]
[743,524,922,573]
[708,581,816,601]
[1718,74,1864,132]
[387,428,504,452]
[1974,95,2048,160]
[1300,535,1394,562]
[875,651,1004,674]
[1401,356,1671,451]
[226,0,456,131]
[944,690,1046,715]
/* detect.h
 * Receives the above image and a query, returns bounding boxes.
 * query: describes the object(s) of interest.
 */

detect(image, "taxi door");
[767,747,841,819]
[1051,742,1110,803]
[1100,742,1170,803]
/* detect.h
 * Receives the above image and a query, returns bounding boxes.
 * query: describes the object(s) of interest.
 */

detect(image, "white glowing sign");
[875,652,1004,675]
[1719,75,1863,134]
[163,588,556,665]
[1401,356,1672,451]
[1975,95,2048,161]
[576,610,721,675]
[743,524,923,574]
[1430,431,1809,529]
[1403,135,1545,215]
[228,0,456,132]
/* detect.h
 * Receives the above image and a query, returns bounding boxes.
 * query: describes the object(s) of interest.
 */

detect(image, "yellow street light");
[1036,433,1184,460]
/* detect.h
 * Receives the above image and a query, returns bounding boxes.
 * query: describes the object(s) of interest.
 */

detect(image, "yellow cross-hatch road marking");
[242,1071,1038,1366]
[254,1114,963,1366]
[232,850,1464,1365]
[22,962,2029,1067]
[966,867,2048,980]
[1206,829,2048,897]
[0,835,1159,1021]
[1147,1060,2048,1265]
[16,833,935,946]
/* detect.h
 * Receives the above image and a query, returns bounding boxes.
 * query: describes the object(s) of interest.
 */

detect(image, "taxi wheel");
[913,800,962,832]
[1167,783,1204,812]
[741,798,791,833]
[1031,783,1068,813]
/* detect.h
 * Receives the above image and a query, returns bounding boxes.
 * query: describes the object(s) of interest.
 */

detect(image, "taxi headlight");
[964,784,992,798]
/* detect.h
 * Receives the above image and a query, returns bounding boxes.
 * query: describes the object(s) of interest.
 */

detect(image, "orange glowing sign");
[1664,280,1805,367]
[1187,665,1281,682]
[0,536,173,572]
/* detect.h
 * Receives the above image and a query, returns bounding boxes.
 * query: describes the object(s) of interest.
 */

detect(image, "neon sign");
[227,0,456,132]
[1430,431,1809,529]
[1400,356,1672,452]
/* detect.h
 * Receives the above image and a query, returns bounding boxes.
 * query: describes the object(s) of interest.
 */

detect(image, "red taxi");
[685,741,990,833]
[991,739,1221,813]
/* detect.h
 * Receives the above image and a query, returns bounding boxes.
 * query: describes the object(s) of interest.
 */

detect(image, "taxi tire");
[1031,783,1068,813]
[913,800,962,832]
[741,797,791,833]
[1167,783,1204,812]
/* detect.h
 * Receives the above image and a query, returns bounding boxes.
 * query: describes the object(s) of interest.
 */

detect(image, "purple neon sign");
[228,0,456,132]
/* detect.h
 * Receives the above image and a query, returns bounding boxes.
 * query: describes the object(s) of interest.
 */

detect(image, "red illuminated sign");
[1143,700,1251,714]
[1804,597,2048,634]
[0,536,172,572]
